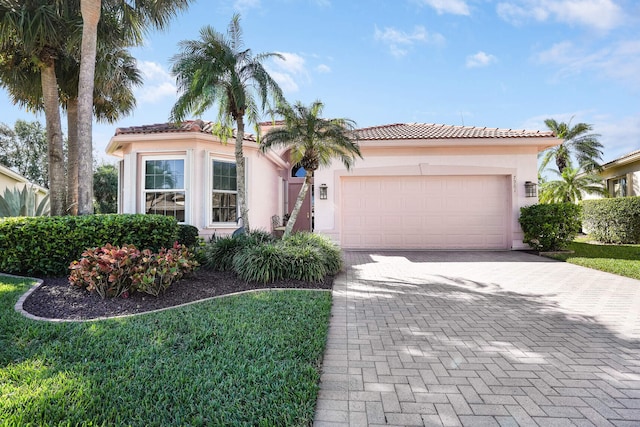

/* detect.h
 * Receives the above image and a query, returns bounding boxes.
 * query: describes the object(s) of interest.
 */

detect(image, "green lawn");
[0,276,332,426]
[543,236,640,280]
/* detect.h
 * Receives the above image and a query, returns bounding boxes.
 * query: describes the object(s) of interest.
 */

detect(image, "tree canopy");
[170,14,284,230]
[260,100,361,237]
[0,120,49,188]
[539,118,604,174]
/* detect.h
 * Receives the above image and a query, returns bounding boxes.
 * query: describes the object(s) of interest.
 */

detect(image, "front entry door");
[287,180,312,232]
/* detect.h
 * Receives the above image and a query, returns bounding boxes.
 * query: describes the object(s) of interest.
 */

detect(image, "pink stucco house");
[106,120,559,250]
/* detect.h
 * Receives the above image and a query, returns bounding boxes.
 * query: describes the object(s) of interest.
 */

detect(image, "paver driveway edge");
[314,250,640,427]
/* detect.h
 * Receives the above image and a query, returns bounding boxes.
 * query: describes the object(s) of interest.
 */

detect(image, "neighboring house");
[594,149,640,198]
[106,120,559,250]
[0,163,48,203]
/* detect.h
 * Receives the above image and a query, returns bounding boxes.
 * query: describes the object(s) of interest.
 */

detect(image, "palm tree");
[0,38,141,215]
[539,118,604,174]
[539,163,609,204]
[170,14,284,231]
[260,100,362,238]
[59,44,141,215]
[0,1,79,215]
[76,0,192,215]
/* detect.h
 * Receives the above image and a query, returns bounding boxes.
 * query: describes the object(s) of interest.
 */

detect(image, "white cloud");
[316,64,331,73]
[374,25,445,57]
[138,61,172,81]
[535,39,640,87]
[136,61,176,103]
[497,0,625,31]
[415,0,471,15]
[267,52,309,93]
[466,51,497,68]
[234,0,260,12]
[267,71,299,93]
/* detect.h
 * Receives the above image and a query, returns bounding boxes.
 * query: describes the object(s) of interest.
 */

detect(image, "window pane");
[212,192,237,222]
[212,160,237,191]
[146,191,185,221]
[145,159,184,190]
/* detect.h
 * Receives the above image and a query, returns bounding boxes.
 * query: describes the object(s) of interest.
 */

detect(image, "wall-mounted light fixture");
[319,183,328,200]
[525,181,537,197]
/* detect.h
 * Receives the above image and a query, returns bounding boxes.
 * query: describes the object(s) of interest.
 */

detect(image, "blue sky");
[1,0,639,166]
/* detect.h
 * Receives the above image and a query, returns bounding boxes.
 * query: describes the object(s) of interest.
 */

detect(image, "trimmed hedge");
[177,224,201,248]
[0,214,179,276]
[581,197,640,244]
[519,203,581,251]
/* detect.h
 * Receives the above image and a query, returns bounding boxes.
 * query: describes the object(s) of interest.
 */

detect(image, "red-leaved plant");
[69,243,198,299]
[132,243,198,296]
[69,244,141,299]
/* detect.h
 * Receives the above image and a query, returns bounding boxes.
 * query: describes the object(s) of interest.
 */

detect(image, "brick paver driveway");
[314,251,640,427]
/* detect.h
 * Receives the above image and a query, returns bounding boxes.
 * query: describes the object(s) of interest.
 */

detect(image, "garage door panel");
[341,175,509,249]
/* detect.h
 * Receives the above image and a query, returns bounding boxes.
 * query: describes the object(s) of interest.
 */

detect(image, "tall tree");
[170,14,284,231]
[539,163,609,204]
[59,44,141,214]
[260,100,362,237]
[76,0,192,215]
[0,36,141,214]
[0,1,78,215]
[539,118,604,174]
[0,120,49,187]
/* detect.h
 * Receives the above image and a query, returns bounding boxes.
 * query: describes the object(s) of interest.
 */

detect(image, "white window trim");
[207,155,238,228]
[140,154,189,223]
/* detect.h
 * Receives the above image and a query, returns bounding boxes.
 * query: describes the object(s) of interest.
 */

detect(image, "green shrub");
[203,230,275,271]
[233,243,287,283]
[0,214,179,276]
[177,224,201,247]
[581,197,640,244]
[69,243,198,299]
[519,203,581,251]
[283,232,343,275]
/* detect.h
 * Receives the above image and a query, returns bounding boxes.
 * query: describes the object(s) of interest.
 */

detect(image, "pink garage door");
[341,175,510,249]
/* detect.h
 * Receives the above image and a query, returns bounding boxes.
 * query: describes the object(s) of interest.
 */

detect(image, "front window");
[212,160,237,222]
[144,158,185,221]
[611,177,627,197]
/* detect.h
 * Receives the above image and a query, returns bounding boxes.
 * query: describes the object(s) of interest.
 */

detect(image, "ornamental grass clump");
[232,243,287,283]
[283,232,343,275]
[69,243,198,298]
[203,230,274,271]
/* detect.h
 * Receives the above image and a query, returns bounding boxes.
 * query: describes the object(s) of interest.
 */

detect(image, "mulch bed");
[20,270,334,321]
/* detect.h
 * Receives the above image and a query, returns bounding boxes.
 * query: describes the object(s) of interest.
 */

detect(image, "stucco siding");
[314,145,539,249]
[111,133,284,239]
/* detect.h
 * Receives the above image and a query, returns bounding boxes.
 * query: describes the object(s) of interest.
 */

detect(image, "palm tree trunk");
[235,117,250,230]
[77,0,101,215]
[66,99,79,215]
[40,63,66,216]
[283,174,311,238]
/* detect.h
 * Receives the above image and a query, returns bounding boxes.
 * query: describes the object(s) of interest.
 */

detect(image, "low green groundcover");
[0,276,332,426]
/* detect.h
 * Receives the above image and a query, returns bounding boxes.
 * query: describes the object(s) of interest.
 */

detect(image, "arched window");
[291,163,307,177]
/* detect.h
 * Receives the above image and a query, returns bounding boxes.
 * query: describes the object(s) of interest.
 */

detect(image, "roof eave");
[357,136,561,151]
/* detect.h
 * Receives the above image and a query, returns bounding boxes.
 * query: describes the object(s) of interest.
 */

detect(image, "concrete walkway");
[314,251,640,427]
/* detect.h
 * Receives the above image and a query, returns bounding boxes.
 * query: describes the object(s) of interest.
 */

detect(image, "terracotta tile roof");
[114,120,256,141]
[355,123,555,140]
